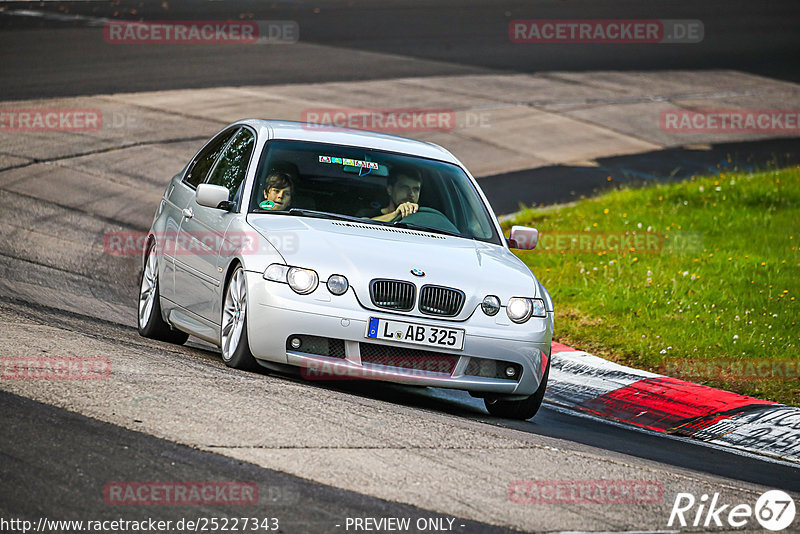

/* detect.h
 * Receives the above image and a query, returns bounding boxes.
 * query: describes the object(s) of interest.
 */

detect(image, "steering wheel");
[396,206,460,234]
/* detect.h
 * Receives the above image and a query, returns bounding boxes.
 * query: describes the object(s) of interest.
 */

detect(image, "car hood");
[247,215,539,318]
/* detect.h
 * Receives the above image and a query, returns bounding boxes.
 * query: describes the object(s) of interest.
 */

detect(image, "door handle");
[182,208,194,219]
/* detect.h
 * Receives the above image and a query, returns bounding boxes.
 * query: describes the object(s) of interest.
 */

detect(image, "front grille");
[419,285,465,317]
[286,335,345,358]
[359,343,457,375]
[464,357,521,381]
[370,279,416,311]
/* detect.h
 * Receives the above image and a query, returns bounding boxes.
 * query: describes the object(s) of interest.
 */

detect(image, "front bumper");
[244,271,552,396]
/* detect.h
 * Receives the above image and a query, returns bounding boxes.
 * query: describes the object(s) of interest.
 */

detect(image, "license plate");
[366,317,464,350]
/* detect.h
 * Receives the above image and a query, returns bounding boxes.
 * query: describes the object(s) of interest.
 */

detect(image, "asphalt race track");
[1,1,799,533]
[1,0,800,99]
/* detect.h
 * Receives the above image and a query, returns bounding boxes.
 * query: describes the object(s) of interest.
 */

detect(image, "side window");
[183,128,237,188]
[206,128,256,201]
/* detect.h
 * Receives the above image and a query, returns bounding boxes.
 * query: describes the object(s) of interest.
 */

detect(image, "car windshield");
[248,140,501,245]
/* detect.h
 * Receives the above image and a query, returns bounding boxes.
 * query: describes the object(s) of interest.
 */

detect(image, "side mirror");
[196,184,232,210]
[508,225,538,250]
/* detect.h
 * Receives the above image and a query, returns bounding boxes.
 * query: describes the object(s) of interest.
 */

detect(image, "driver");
[361,164,422,222]
[261,170,293,211]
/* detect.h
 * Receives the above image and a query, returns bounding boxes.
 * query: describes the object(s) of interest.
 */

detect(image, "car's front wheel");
[484,358,550,420]
[138,242,188,344]
[220,266,258,371]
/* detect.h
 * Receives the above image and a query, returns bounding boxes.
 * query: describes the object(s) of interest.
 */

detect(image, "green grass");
[505,166,800,406]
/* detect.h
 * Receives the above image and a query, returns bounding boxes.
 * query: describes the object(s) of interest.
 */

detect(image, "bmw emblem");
[410,268,425,277]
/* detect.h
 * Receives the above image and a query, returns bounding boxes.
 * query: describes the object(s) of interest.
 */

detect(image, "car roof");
[235,119,461,165]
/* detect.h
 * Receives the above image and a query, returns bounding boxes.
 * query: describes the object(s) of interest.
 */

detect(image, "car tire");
[138,242,189,345]
[484,357,550,420]
[220,266,259,371]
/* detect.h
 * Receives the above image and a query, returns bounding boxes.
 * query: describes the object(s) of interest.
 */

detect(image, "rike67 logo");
[669,490,796,531]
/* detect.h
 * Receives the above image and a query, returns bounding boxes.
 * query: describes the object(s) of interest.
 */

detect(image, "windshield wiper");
[287,208,383,225]
[392,221,465,238]
[256,208,463,237]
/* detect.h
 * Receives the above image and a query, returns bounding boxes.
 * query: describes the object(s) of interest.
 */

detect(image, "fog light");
[505,366,517,378]
[290,337,302,349]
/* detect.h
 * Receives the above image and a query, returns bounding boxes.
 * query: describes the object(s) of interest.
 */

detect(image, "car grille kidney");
[370,279,416,311]
[419,285,465,317]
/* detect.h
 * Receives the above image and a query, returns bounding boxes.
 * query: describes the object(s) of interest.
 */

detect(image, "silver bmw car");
[138,119,554,419]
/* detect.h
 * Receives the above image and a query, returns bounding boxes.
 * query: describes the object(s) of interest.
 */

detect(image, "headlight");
[531,298,546,318]
[326,274,349,295]
[264,264,289,282]
[264,264,319,295]
[506,297,547,323]
[481,295,500,316]
[287,267,319,294]
[506,297,533,323]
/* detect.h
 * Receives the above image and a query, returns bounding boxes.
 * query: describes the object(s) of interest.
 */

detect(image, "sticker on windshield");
[319,155,378,169]
[259,200,275,210]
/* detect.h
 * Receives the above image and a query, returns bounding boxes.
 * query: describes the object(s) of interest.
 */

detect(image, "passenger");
[261,170,294,211]
[359,164,422,222]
